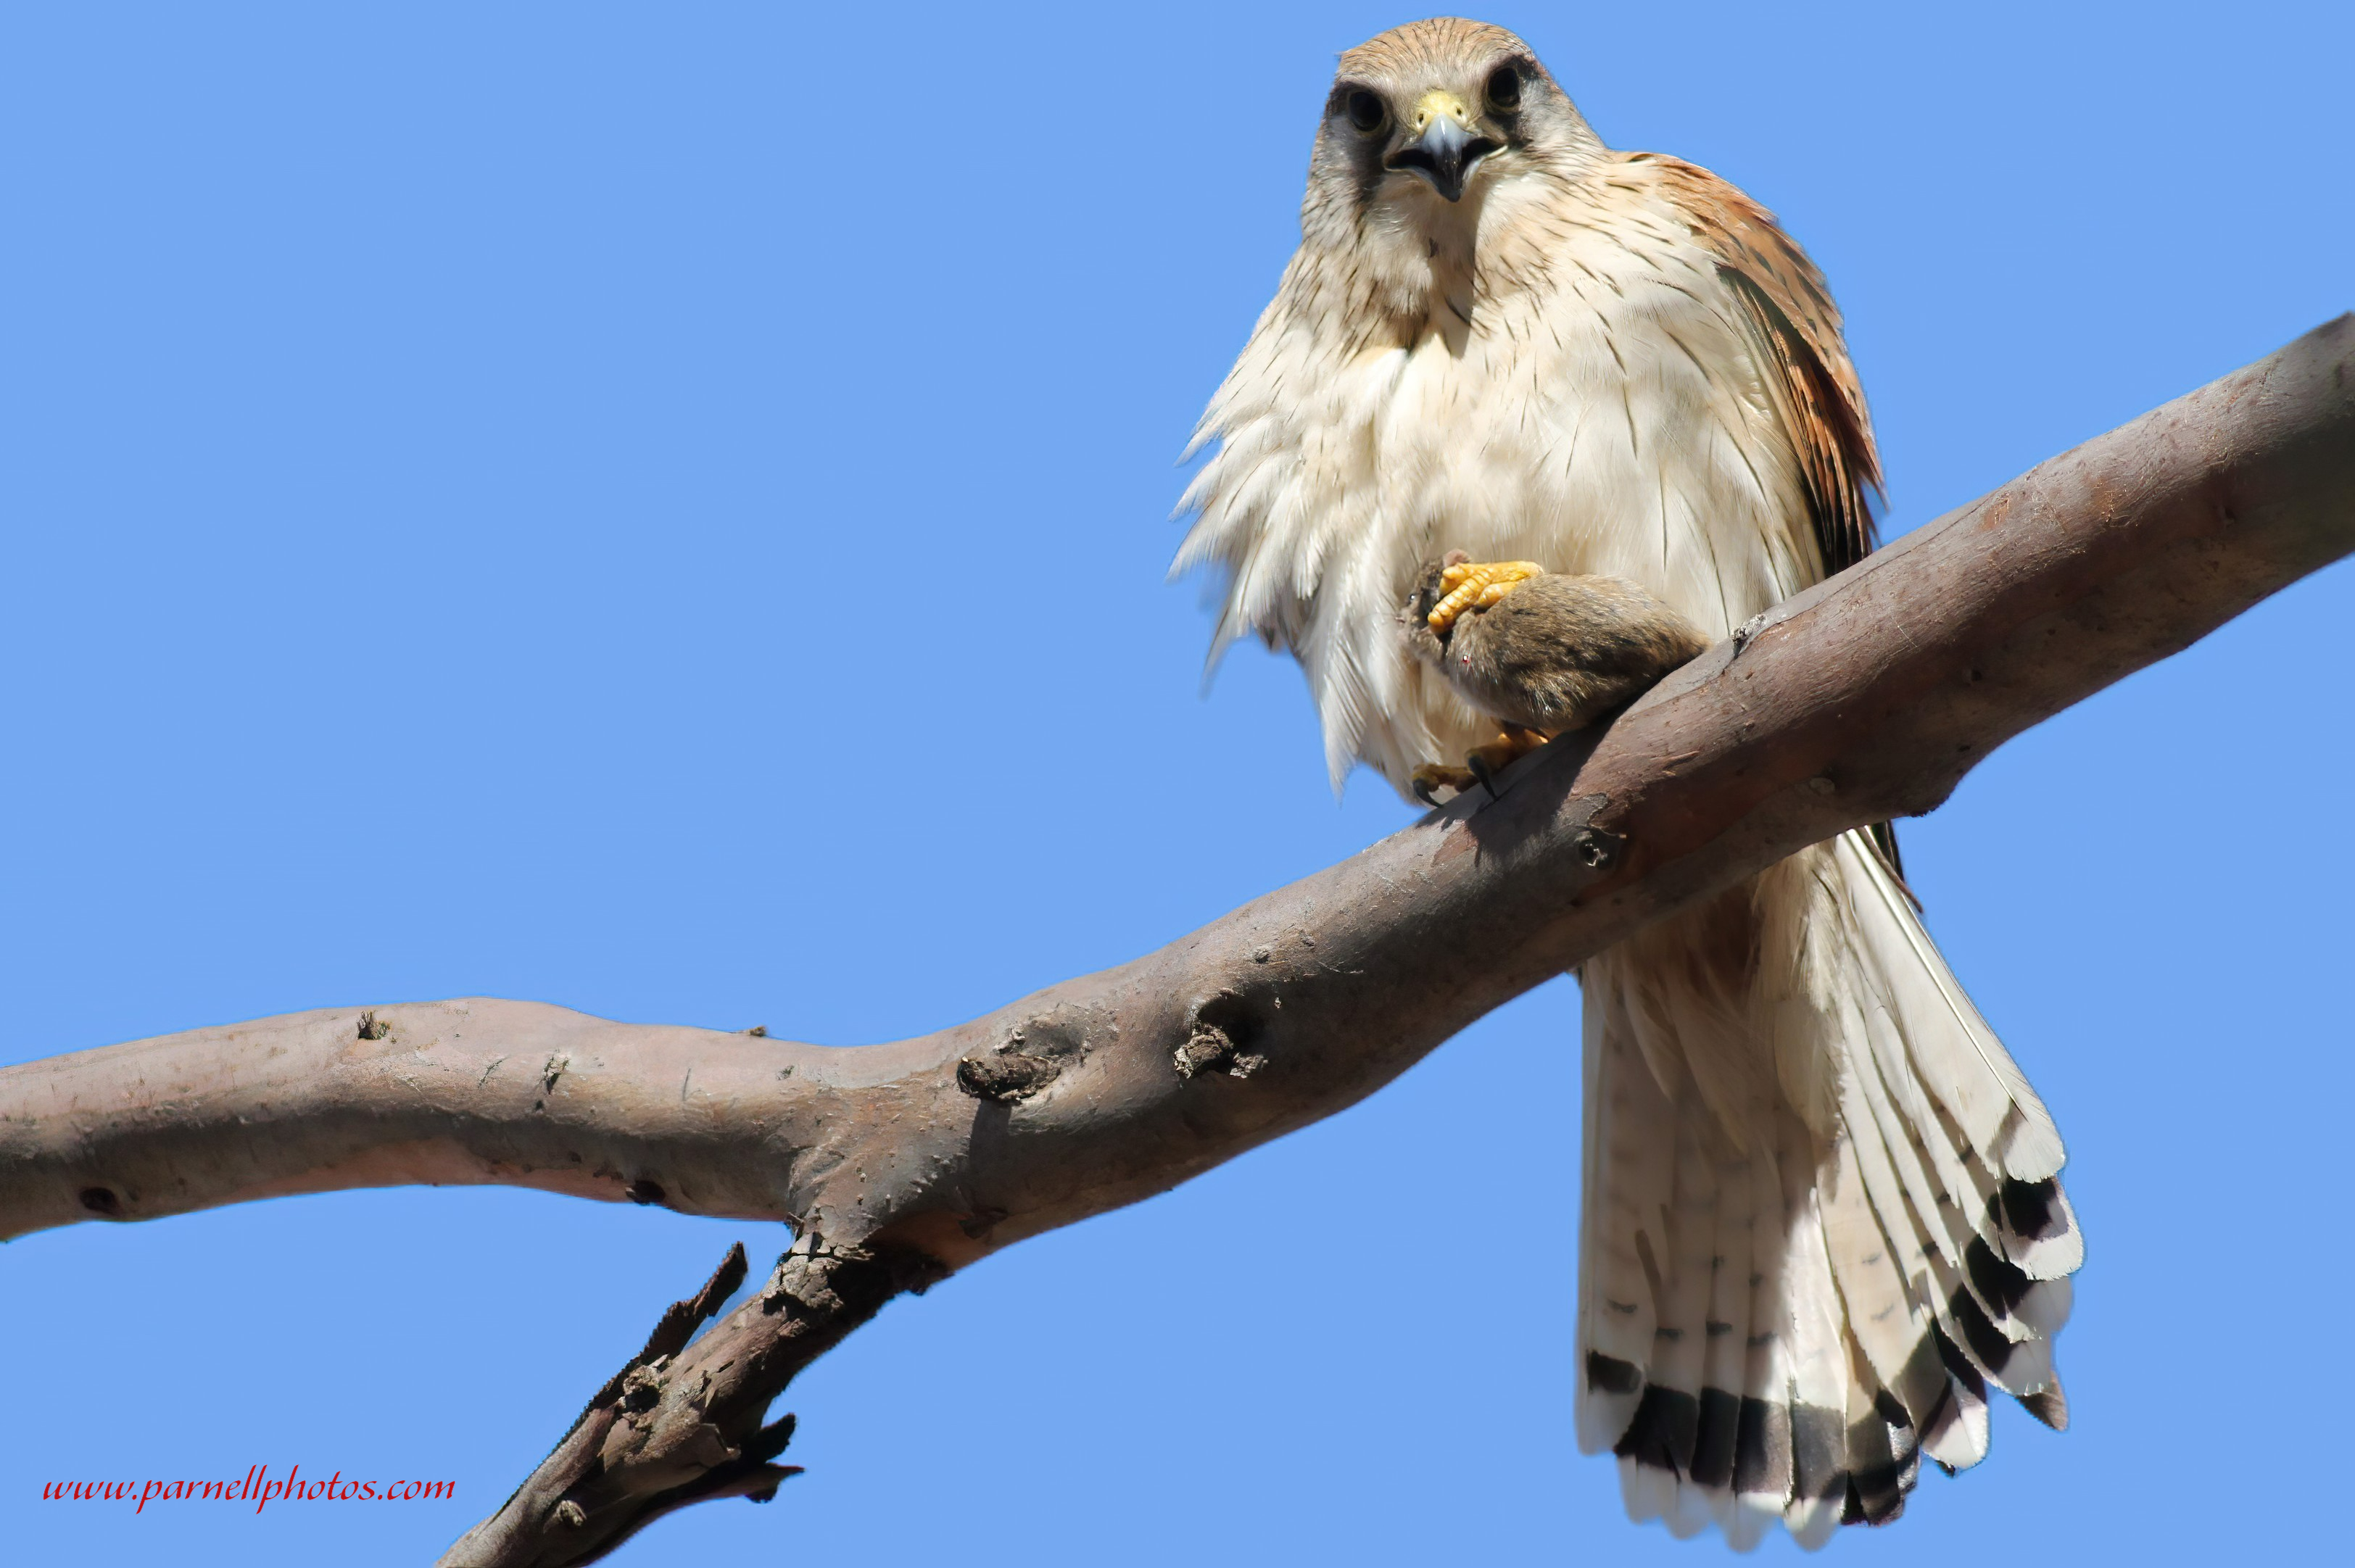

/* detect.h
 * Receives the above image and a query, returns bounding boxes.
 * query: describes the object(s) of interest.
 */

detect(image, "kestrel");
[1175,18,2078,1548]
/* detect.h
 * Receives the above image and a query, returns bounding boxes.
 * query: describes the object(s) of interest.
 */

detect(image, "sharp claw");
[1411,763,1479,805]
[1466,753,1499,800]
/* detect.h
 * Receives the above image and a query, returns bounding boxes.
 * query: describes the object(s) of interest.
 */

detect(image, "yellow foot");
[1411,726,1552,805]
[1410,762,1479,806]
[1427,559,1547,634]
[1469,724,1549,776]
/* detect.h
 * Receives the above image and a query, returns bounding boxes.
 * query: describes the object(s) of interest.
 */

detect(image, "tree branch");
[3,318,2349,1566]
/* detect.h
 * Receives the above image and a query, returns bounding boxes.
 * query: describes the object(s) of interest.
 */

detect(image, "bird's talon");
[1410,762,1479,804]
[1427,559,1547,633]
[1466,753,1499,800]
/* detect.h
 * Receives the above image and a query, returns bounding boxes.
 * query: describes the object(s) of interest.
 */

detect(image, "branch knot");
[954,1048,1059,1103]
[954,1017,1091,1103]
[1175,995,1267,1080]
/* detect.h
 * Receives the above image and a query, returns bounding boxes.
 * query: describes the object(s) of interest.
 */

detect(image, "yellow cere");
[1427,560,1545,631]
[1411,88,1473,133]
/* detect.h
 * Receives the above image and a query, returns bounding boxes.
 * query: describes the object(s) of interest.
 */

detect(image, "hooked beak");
[1386,91,1500,202]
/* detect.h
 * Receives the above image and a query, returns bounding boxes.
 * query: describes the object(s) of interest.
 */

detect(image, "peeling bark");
[2,319,2350,1567]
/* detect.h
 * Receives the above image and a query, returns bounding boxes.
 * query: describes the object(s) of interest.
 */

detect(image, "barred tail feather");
[1776,1132,1851,1550]
[1723,1129,1793,1551]
[1574,832,2082,1548]
[1578,978,1671,1453]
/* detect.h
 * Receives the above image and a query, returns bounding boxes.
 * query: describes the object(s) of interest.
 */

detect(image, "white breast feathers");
[1175,157,1826,795]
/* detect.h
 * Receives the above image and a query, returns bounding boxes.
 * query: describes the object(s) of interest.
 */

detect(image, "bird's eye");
[1344,89,1386,135]
[1486,64,1522,112]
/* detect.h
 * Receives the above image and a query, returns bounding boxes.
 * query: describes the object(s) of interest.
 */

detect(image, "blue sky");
[2,4,2348,1564]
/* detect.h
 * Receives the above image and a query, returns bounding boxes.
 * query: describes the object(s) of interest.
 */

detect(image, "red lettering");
[41,1464,458,1510]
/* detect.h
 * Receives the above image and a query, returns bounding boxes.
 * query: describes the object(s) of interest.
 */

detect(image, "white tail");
[1576,831,2079,1548]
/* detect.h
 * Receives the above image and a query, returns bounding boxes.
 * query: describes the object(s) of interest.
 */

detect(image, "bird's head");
[1307,19,1600,233]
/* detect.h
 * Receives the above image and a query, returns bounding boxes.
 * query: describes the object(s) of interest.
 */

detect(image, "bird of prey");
[1175,18,2079,1548]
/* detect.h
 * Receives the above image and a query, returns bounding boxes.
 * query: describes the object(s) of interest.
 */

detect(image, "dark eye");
[1486,64,1521,112]
[1345,89,1386,135]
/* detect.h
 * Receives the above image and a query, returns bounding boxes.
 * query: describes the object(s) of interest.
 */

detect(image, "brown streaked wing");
[1618,151,1882,582]
[1619,152,1906,892]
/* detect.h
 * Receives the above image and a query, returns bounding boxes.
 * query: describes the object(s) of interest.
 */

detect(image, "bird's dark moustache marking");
[1964,1233,2035,1316]
[1946,1286,2013,1374]
[1326,81,1392,213]
[1613,1385,1698,1474]
[1584,1351,1642,1395]
[1732,1395,1791,1496]
[1995,1176,2062,1241]
[1689,1387,1741,1487]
